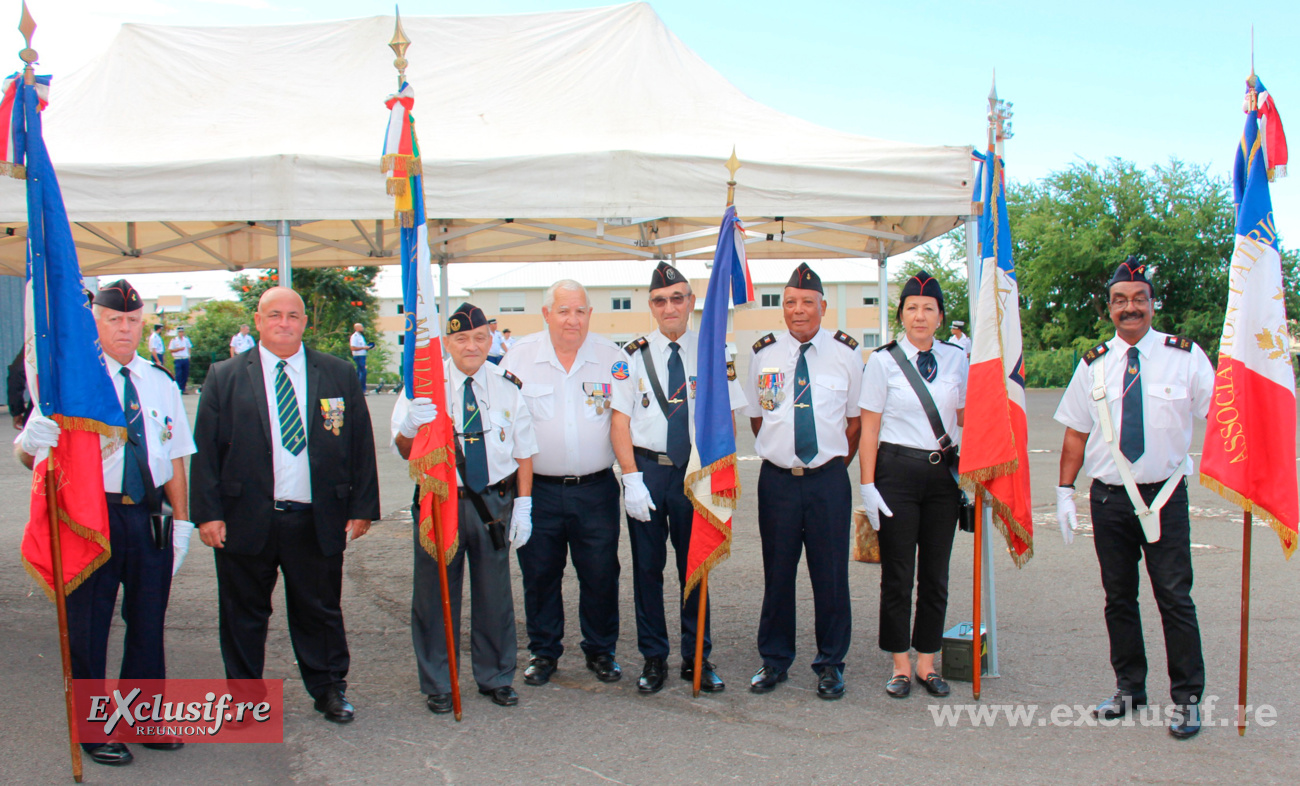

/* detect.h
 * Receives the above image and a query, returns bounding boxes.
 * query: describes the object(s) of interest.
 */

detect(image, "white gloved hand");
[622,472,656,522]
[19,413,60,455]
[1056,486,1078,545]
[860,482,893,531]
[398,397,439,438]
[172,519,195,575]
[509,497,533,548]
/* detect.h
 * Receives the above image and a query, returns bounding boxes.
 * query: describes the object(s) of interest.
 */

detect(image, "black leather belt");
[879,442,946,466]
[459,472,518,499]
[633,446,675,466]
[1093,477,1185,495]
[534,468,614,487]
[273,500,313,512]
[762,459,840,477]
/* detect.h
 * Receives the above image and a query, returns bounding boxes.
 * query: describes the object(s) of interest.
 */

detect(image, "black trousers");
[756,460,852,673]
[1090,478,1204,705]
[214,509,349,699]
[517,472,621,660]
[876,447,961,654]
[627,454,711,662]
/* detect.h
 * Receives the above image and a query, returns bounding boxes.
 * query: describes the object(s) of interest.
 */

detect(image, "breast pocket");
[490,410,513,443]
[813,374,849,414]
[1147,383,1187,429]
[521,384,554,421]
[145,408,173,455]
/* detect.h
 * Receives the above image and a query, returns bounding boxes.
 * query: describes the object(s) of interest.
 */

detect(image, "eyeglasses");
[649,294,688,308]
[1108,296,1152,309]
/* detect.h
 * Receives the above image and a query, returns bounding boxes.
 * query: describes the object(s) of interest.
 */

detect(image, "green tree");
[892,228,970,336]
[185,300,255,384]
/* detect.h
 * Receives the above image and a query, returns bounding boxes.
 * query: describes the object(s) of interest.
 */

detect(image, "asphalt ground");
[2,390,1298,785]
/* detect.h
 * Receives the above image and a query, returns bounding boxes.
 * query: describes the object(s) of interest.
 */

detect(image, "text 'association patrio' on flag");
[958,148,1033,566]
[1201,78,1298,557]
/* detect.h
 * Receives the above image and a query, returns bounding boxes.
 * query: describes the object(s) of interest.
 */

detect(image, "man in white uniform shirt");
[16,279,196,767]
[230,324,256,356]
[392,302,537,714]
[487,318,506,364]
[611,262,745,694]
[168,327,192,394]
[949,321,972,359]
[349,323,373,390]
[502,279,624,686]
[1054,257,1213,740]
[148,323,166,366]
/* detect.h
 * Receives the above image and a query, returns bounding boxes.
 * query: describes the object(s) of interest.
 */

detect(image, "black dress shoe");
[478,685,519,707]
[816,666,845,700]
[426,693,453,714]
[916,672,951,698]
[681,660,726,693]
[141,742,185,751]
[313,687,355,723]
[523,655,558,686]
[885,674,911,699]
[749,665,788,693]
[586,653,622,683]
[1169,704,1202,739]
[638,657,667,694]
[85,742,133,766]
[1092,689,1148,720]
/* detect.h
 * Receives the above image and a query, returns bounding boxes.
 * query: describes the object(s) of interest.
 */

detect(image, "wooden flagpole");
[1237,510,1252,735]
[972,492,983,700]
[693,573,708,697]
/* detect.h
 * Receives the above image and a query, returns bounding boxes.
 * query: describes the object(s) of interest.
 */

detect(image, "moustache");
[1119,311,1144,321]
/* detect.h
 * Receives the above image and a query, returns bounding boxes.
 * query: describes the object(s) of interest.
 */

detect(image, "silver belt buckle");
[657,453,673,466]
[928,451,943,465]
[791,467,806,476]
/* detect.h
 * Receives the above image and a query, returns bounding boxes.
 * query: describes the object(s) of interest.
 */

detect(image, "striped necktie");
[275,359,306,456]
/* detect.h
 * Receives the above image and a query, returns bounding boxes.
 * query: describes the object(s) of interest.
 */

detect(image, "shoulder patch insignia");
[1164,335,1193,352]
[937,338,960,349]
[501,369,523,389]
[833,330,859,350]
[1083,343,1109,365]
[624,336,649,356]
[726,361,736,381]
[752,333,776,354]
[151,361,174,380]
[879,340,898,352]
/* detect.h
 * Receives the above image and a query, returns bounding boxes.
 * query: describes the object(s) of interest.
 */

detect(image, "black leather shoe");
[141,742,185,750]
[586,653,622,683]
[916,672,951,697]
[85,742,133,766]
[638,657,667,694]
[523,655,558,686]
[426,693,453,714]
[1169,704,1202,739]
[681,660,726,693]
[749,665,788,693]
[1092,689,1148,720]
[313,687,355,723]
[816,666,845,700]
[478,685,519,707]
[885,674,911,699]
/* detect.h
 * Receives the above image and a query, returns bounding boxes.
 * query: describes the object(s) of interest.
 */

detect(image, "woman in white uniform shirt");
[857,271,968,700]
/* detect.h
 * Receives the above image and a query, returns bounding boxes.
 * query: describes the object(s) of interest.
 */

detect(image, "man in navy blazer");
[190,286,380,723]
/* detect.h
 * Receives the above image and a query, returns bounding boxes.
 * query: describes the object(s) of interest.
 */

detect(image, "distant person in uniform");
[230,324,256,357]
[149,323,166,366]
[487,319,506,365]
[8,349,31,430]
[168,327,192,394]
[501,328,515,354]
[949,321,972,359]
[350,323,374,390]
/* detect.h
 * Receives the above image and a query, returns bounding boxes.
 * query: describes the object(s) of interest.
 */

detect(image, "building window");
[499,292,525,313]
[397,303,404,315]
[862,332,881,349]
[398,334,405,346]
[863,296,878,306]
[761,293,781,308]
[612,297,632,311]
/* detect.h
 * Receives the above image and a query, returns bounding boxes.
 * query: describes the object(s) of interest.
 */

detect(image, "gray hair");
[543,279,590,310]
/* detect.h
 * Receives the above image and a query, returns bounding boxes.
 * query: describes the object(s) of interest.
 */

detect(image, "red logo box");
[74,679,284,744]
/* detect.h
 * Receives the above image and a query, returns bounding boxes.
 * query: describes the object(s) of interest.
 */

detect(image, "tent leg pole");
[964,217,978,333]
[982,504,1000,676]
[277,220,292,289]
[439,256,449,357]
[877,254,889,344]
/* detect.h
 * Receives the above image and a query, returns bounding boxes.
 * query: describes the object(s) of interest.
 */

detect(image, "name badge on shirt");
[583,382,612,415]
[320,398,345,436]
[758,369,785,411]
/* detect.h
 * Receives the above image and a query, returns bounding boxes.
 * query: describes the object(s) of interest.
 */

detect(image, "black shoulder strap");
[638,342,671,418]
[884,343,952,451]
[452,437,499,525]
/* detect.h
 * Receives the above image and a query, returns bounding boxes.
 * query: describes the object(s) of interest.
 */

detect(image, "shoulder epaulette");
[752,333,776,354]
[1083,343,1109,365]
[879,340,898,352]
[833,330,859,350]
[1164,335,1193,352]
[501,369,523,389]
[624,336,649,356]
[151,361,174,380]
[726,361,736,381]
[937,339,960,349]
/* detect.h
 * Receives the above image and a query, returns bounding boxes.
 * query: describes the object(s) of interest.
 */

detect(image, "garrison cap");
[900,270,945,312]
[785,262,823,294]
[650,261,685,291]
[92,279,143,312]
[1108,256,1152,292]
[446,302,488,335]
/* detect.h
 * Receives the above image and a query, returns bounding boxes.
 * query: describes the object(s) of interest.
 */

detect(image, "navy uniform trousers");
[1090,478,1204,705]
[411,486,518,695]
[628,454,711,662]
[517,471,621,660]
[756,459,852,673]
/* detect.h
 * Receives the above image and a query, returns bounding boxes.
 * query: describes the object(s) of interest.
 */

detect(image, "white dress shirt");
[952,333,973,359]
[502,330,621,477]
[230,332,256,354]
[259,343,311,502]
[390,358,539,486]
[859,335,968,451]
[168,336,191,359]
[1054,328,1214,486]
[148,332,165,357]
[350,331,368,357]
[490,331,506,357]
[611,328,746,453]
[744,327,864,469]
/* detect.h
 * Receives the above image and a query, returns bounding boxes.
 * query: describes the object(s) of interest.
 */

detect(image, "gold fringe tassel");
[958,470,1035,569]
[1,161,26,180]
[54,415,128,443]
[1200,474,1298,559]
[21,510,113,603]
[408,446,452,483]
[682,455,740,597]
[386,177,408,197]
[380,154,422,177]
[417,511,461,565]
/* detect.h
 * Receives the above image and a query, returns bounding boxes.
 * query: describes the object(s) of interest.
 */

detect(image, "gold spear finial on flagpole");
[725,146,741,207]
[390,6,411,89]
[18,0,37,86]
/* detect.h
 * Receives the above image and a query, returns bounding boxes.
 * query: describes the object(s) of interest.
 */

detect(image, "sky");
[11,0,1300,299]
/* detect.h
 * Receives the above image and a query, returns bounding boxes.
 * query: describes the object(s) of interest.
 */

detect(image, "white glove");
[860,482,893,532]
[398,397,439,438]
[509,497,533,548]
[172,519,195,575]
[1056,486,1078,545]
[622,472,656,522]
[19,413,60,455]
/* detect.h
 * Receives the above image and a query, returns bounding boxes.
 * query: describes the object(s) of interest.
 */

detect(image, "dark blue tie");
[794,342,818,465]
[120,367,151,504]
[666,341,690,468]
[1120,346,1144,463]
[916,349,938,383]
[462,380,489,493]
